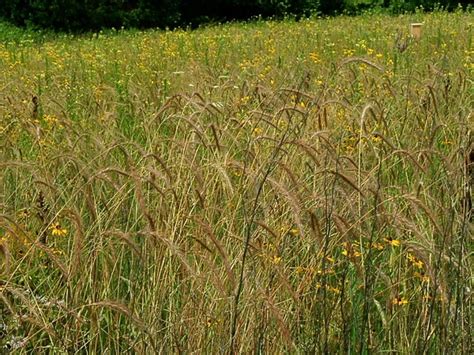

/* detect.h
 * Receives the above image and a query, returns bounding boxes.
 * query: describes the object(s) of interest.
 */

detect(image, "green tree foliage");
[179,0,320,26]
[0,0,181,31]
[0,0,471,31]
[319,0,345,15]
[387,0,471,13]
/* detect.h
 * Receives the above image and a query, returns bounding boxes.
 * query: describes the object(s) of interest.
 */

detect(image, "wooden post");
[410,23,423,40]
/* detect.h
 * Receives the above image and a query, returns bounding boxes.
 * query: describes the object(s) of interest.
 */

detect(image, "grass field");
[0,10,473,353]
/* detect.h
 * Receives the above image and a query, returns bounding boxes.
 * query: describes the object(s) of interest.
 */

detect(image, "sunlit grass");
[0,10,472,353]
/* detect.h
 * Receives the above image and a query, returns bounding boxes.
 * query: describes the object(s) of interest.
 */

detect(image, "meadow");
[0,10,473,353]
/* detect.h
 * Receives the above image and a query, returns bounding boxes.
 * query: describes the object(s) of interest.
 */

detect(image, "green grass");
[0,10,473,353]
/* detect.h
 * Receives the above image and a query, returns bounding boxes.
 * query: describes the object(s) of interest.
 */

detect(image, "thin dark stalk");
[229,117,291,353]
[359,156,383,353]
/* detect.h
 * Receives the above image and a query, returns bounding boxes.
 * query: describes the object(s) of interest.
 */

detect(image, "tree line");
[0,0,470,31]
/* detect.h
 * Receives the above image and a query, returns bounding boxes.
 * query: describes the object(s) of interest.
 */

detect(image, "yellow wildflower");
[43,114,58,126]
[407,253,424,269]
[392,296,408,306]
[371,134,382,144]
[384,237,400,247]
[342,248,361,258]
[289,228,299,237]
[415,272,430,283]
[309,52,320,63]
[372,242,384,250]
[414,260,424,269]
[50,223,67,237]
[343,48,355,57]
[253,127,263,137]
[271,255,282,265]
[295,266,305,274]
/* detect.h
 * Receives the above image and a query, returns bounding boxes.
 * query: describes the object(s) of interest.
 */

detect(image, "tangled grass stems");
[0,10,472,353]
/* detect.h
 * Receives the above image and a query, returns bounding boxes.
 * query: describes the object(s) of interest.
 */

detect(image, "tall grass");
[0,10,472,353]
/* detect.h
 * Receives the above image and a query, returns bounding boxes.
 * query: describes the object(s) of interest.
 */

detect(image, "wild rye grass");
[0,11,473,353]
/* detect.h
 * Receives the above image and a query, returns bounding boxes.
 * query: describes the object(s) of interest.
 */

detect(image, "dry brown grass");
[0,10,472,353]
